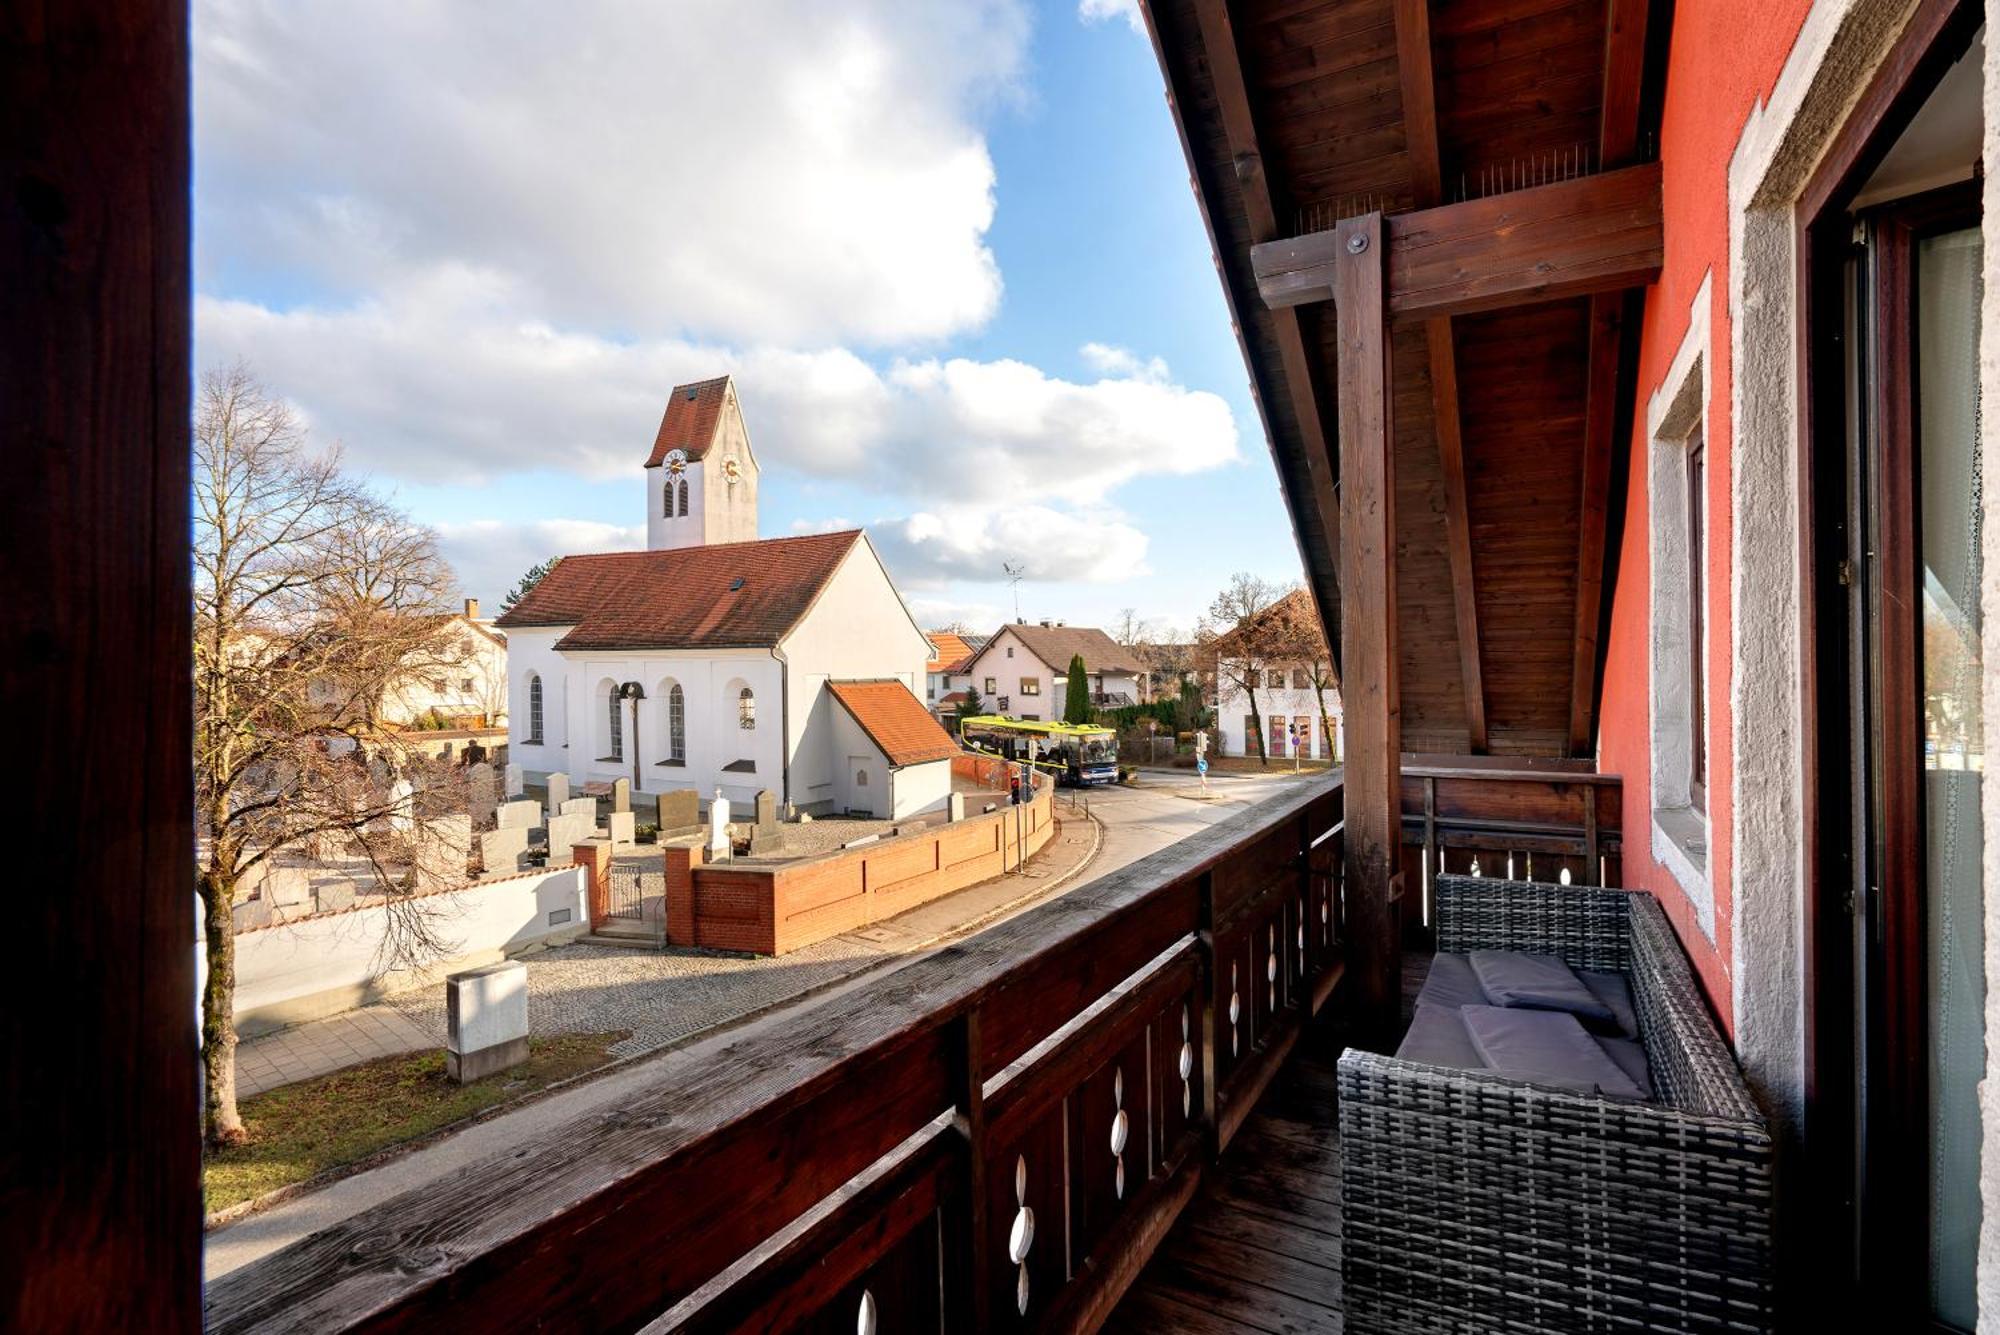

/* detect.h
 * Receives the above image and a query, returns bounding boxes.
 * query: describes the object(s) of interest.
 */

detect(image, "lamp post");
[618,681,646,793]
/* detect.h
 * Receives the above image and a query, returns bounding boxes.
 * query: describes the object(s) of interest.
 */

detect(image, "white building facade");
[959,623,1144,721]
[1212,662,1342,763]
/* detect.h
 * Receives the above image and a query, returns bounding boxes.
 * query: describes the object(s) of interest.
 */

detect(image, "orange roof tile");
[925,630,976,673]
[494,531,860,650]
[644,376,731,467]
[828,680,963,767]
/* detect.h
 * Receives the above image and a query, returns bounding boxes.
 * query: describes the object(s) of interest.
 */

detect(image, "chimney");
[464,597,480,620]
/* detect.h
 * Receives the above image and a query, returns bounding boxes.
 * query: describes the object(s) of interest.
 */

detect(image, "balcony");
[205,762,1620,1331]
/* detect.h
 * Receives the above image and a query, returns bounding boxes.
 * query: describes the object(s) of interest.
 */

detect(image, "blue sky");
[194,0,1304,637]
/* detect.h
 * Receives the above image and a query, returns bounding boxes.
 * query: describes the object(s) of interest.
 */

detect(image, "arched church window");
[607,687,623,762]
[677,478,689,517]
[669,684,685,763]
[663,483,673,518]
[527,674,544,744]
[738,687,756,730]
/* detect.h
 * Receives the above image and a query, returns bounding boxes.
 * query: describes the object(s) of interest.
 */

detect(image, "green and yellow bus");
[960,715,1119,787]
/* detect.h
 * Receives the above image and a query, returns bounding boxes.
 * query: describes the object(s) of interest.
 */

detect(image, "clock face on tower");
[664,448,687,476]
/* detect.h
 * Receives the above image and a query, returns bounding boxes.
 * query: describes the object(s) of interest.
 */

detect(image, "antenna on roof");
[1002,561,1025,622]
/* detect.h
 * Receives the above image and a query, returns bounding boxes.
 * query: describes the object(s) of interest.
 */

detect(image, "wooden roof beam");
[1394,0,1487,753]
[1250,161,1663,320]
[1186,0,1345,672]
[1568,0,1653,756]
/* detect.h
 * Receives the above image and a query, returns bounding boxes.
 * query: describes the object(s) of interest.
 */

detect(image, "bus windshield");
[1080,736,1116,764]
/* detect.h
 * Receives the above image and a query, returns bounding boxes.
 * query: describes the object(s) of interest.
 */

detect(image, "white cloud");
[438,517,644,606]
[195,0,1026,348]
[870,504,1149,586]
[1078,0,1145,35]
[198,288,1240,497]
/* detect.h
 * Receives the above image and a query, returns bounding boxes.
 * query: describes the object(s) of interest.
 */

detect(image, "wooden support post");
[946,1008,991,1332]
[1333,211,1403,1037]
[1194,869,1221,1161]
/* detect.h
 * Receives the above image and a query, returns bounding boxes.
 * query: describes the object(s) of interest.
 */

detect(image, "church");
[497,377,956,819]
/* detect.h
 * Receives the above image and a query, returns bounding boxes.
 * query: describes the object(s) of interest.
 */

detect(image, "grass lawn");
[204,1030,627,1212]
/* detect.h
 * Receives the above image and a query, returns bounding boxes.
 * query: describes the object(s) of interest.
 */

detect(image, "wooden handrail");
[207,774,1346,1333]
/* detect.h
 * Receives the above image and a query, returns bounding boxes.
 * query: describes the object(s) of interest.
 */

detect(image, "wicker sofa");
[1338,876,1774,1333]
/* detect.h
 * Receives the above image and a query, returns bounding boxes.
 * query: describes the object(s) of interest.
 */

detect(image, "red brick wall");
[673,784,1057,955]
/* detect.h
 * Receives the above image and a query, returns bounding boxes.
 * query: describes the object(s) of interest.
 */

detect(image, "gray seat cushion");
[1414,952,1488,1012]
[1470,950,1618,1032]
[1395,1002,1485,1070]
[1578,969,1639,1039]
[1594,1035,1653,1100]
[1461,1004,1648,1100]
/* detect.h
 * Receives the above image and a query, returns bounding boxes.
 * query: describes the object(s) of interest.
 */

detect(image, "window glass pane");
[1917,226,1984,1328]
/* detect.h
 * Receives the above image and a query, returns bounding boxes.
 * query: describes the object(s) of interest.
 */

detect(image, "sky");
[192,0,1307,637]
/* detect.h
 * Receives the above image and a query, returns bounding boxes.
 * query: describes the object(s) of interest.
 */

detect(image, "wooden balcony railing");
[207,774,1346,1334]
[1399,756,1625,944]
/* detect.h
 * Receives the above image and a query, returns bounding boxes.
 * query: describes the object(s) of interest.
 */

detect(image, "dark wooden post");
[1193,869,1221,1160]
[1333,211,1403,1038]
[945,1008,991,1332]
[3,1,200,1328]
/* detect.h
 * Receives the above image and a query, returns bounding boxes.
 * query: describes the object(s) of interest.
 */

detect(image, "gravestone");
[610,777,630,814]
[445,961,529,1083]
[545,771,571,820]
[388,776,416,836]
[544,813,592,867]
[948,792,965,823]
[413,814,473,889]
[497,798,541,831]
[708,793,732,857]
[232,896,273,932]
[466,762,498,828]
[560,796,598,823]
[265,865,312,910]
[607,811,636,847]
[747,788,785,856]
[657,789,698,833]
[504,762,524,797]
[480,825,530,875]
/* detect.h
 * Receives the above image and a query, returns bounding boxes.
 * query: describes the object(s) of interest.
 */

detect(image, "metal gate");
[606,855,665,925]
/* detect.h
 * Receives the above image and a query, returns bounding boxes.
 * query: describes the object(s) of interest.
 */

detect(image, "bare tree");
[193,364,470,1146]
[1264,593,1339,763]
[1198,573,1285,765]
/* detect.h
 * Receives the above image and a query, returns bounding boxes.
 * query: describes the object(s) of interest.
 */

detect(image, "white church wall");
[557,650,782,806]
[507,627,571,776]
[890,760,952,821]
[828,703,888,817]
[781,537,932,814]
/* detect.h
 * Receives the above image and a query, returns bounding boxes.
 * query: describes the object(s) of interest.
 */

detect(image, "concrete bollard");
[445,960,529,1083]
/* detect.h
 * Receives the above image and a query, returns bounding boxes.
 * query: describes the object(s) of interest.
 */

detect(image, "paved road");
[1078,767,1301,880]
[206,768,1309,1281]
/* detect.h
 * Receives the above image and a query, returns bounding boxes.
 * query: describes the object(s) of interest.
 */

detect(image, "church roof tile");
[644,375,732,467]
[828,680,963,768]
[494,530,861,650]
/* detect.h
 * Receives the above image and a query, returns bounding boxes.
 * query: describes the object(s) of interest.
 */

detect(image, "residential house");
[923,629,977,721]
[303,598,510,729]
[1207,589,1341,762]
[958,621,1144,721]
[497,382,939,813]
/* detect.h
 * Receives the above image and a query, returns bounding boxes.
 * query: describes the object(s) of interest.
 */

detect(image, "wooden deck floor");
[1103,955,1431,1333]
[1104,1024,1346,1333]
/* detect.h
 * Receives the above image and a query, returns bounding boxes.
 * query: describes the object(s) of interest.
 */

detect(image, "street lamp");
[618,681,646,793]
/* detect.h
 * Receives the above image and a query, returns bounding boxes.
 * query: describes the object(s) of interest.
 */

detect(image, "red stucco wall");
[1596,0,1814,1034]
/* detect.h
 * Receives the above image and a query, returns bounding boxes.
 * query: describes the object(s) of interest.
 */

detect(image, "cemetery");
[225,751,1048,1028]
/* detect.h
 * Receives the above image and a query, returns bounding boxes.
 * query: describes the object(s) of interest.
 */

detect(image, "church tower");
[643,375,760,551]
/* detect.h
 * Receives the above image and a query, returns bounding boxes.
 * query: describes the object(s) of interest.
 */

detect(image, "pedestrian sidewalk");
[230,811,1101,1099]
